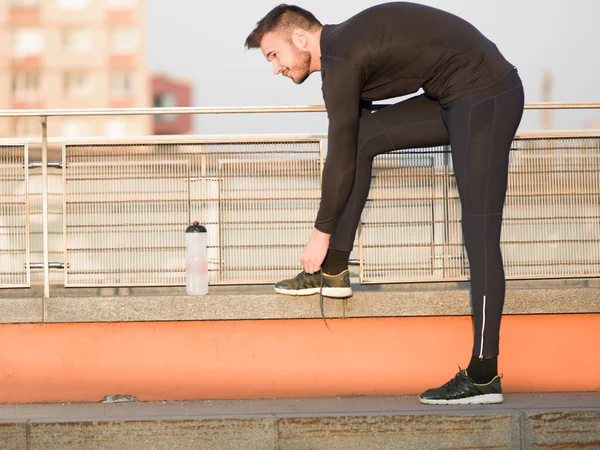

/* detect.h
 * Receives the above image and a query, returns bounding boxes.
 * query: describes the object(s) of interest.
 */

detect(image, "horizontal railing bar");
[1,102,600,118]
[67,243,304,251]
[29,262,64,269]
[29,161,63,169]
[362,265,600,273]
[2,132,600,149]
[522,102,600,110]
[65,197,323,204]
[360,273,600,285]
[0,134,327,146]
[66,220,316,227]
[0,105,329,117]
[362,238,600,249]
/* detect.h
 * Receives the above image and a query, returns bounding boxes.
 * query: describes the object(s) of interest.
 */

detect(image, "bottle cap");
[186,220,207,233]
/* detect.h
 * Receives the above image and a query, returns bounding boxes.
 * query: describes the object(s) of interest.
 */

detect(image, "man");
[245,2,524,405]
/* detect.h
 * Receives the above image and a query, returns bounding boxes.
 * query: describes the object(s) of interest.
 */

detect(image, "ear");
[290,28,309,50]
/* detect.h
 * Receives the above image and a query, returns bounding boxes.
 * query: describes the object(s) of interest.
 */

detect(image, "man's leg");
[420,70,525,405]
[275,94,450,297]
[326,94,450,259]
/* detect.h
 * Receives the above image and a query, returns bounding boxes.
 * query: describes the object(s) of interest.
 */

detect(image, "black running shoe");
[274,269,352,299]
[419,369,504,405]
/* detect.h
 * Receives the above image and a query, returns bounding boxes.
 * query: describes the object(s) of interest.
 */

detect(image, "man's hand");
[300,228,331,274]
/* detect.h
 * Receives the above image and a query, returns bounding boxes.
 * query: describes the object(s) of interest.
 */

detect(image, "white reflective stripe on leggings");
[479,295,487,359]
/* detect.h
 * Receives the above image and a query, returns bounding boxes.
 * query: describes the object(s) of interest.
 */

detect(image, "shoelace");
[296,269,331,331]
[443,368,468,390]
[320,270,331,331]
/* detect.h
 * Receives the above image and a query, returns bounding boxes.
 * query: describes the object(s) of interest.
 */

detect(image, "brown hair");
[245,4,322,49]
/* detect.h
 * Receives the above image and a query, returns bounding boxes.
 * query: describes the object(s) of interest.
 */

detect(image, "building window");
[107,0,135,9]
[64,72,91,98]
[12,71,41,100]
[15,118,40,138]
[56,0,89,9]
[63,28,93,54]
[110,72,133,97]
[9,0,40,9]
[154,92,177,122]
[60,119,92,137]
[106,118,127,137]
[12,28,44,57]
[109,27,138,54]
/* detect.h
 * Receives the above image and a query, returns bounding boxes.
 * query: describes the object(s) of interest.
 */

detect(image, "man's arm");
[315,56,365,234]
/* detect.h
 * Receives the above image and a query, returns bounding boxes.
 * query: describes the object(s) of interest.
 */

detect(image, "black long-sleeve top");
[315,1,514,233]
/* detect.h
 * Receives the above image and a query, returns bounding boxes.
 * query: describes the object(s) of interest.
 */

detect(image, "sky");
[146,0,600,135]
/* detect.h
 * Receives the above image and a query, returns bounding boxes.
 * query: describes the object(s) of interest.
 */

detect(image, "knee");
[357,116,389,160]
[357,116,377,153]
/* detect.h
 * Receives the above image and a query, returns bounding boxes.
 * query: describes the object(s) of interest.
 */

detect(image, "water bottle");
[185,221,208,295]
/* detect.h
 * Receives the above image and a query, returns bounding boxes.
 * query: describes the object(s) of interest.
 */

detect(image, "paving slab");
[1,393,599,450]
[0,423,27,450]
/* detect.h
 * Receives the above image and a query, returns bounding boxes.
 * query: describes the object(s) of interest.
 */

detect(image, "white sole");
[273,286,352,298]
[419,393,504,405]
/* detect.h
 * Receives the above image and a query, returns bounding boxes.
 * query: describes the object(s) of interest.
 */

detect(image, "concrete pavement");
[1,393,599,449]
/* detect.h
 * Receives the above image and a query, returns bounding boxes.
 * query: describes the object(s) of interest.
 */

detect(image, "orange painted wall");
[0,314,598,404]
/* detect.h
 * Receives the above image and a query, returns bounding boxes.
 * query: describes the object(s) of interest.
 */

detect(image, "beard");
[289,46,312,84]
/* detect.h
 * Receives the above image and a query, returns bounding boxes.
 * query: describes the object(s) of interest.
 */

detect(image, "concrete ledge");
[1,393,598,450]
[0,297,43,324]
[2,280,599,324]
[41,287,600,323]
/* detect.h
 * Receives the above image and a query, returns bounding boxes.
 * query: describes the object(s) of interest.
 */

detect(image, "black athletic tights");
[329,69,524,357]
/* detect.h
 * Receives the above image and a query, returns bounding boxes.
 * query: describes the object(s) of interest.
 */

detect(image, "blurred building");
[541,71,553,130]
[586,120,600,130]
[0,0,151,138]
[151,74,192,135]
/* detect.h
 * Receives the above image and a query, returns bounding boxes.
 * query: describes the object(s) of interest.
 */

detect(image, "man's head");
[245,4,322,84]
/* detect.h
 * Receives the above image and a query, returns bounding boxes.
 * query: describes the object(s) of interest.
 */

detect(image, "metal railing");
[360,137,600,283]
[0,144,29,287]
[1,102,599,296]
[61,137,323,286]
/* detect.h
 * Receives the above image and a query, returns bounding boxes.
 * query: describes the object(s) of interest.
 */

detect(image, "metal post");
[430,158,435,277]
[442,148,450,278]
[358,222,364,283]
[217,162,223,282]
[41,116,50,298]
